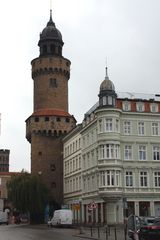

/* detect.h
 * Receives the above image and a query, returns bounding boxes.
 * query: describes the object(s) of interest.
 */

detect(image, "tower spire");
[47,0,55,27]
[50,9,52,21]
[105,58,109,80]
[50,0,53,20]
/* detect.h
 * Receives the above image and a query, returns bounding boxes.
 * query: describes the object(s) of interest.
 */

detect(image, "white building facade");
[63,68,160,224]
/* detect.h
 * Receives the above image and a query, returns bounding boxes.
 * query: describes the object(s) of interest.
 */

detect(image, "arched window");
[50,44,55,54]
[58,46,62,55]
[43,45,47,54]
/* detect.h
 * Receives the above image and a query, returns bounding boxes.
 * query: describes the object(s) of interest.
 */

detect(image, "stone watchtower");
[26,11,76,206]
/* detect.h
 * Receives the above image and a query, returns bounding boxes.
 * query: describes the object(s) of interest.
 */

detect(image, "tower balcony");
[25,109,76,142]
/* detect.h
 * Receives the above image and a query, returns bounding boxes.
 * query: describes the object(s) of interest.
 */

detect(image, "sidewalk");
[74,225,130,240]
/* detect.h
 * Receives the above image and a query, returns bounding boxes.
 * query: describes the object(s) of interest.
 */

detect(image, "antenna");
[50,0,53,20]
[50,0,52,9]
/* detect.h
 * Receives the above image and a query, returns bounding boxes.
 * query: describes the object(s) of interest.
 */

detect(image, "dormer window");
[136,102,144,112]
[150,103,158,113]
[123,101,131,111]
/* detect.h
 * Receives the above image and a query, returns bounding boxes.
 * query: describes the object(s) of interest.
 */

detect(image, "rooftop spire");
[47,4,55,27]
[105,59,109,80]
[50,9,52,21]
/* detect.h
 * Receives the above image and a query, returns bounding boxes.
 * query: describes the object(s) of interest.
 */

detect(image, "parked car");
[48,209,73,227]
[127,215,156,239]
[139,217,160,240]
[0,211,8,225]
[139,216,155,226]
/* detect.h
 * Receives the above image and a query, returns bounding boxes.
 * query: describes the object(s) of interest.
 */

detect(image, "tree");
[7,171,49,224]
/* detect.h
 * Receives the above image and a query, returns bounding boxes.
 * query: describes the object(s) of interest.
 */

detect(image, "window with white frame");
[73,159,75,171]
[152,122,159,135]
[99,119,103,133]
[136,102,144,112]
[139,145,147,160]
[154,172,160,187]
[73,178,75,191]
[107,170,115,186]
[100,171,105,186]
[83,155,86,169]
[87,153,90,168]
[150,103,158,113]
[123,121,131,134]
[138,122,145,135]
[108,96,113,105]
[91,175,95,190]
[124,145,132,160]
[99,144,120,159]
[100,145,105,159]
[83,177,86,191]
[115,119,119,132]
[100,170,120,187]
[105,118,113,132]
[153,146,160,160]
[79,176,81,189]
[123,101,131,111]
[115,171,120,186]
[79,156,81,169]
[125,171,133,187]
[140,171,148,187]
[102,96,107,105]
[70,160,73,173]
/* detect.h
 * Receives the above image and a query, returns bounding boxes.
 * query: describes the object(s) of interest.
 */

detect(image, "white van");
[0,211,8,225]
[50,209,72,227]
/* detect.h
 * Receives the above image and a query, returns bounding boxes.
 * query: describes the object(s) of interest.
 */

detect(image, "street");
[0,224,84,240]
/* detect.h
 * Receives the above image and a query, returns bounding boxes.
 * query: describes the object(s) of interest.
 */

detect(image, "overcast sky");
[0,0,160,172]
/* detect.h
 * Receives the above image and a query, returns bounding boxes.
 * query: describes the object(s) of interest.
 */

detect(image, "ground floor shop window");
[139,202,150,216]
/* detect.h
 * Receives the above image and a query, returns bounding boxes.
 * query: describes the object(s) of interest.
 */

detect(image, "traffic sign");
[88,201,97,211]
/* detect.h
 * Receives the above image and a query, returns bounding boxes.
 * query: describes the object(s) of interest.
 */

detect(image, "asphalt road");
[0,224,84,240]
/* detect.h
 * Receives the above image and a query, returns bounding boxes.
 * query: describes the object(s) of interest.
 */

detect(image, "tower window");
[50,164,56,171]
[45,116,49,121]
[51,182,56,188]
[56,117,61,122]
[35,117,39,122]
[42,45,47,54]
[66,61,69,67]
[49,78,58,88]
[58,46,62,55]
[65,118,70,123]
[50,44,55,54]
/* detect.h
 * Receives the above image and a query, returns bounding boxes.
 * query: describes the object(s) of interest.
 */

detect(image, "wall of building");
[63,98,160,225]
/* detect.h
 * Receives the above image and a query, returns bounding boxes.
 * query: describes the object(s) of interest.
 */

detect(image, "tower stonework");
[26,12,76,206]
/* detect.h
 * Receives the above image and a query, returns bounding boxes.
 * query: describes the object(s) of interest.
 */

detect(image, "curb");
[73,235,99,240]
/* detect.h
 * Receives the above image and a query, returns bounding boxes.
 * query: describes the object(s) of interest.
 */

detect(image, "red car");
[139,218,160,240]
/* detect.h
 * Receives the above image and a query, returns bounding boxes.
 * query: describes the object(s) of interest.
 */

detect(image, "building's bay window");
[98,118,120,133]
[105,118,113,132]
[99,144,120,159]
[99,119,103,133]
[100,170,120,187]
